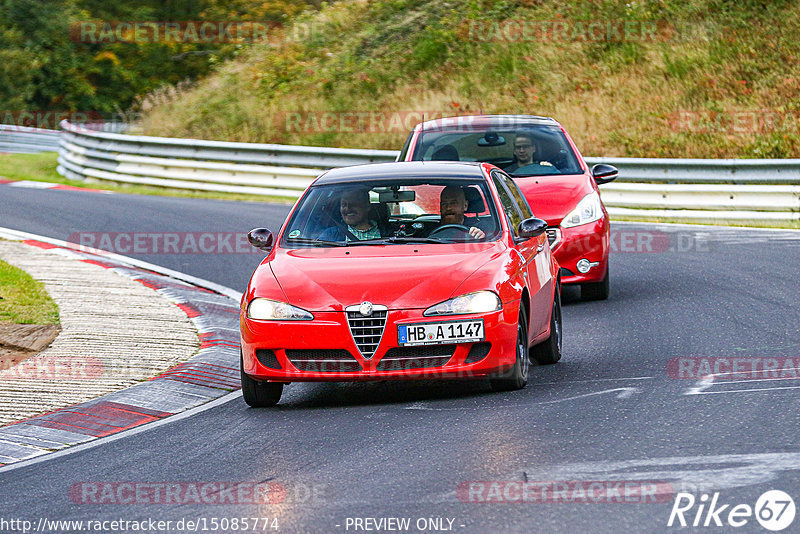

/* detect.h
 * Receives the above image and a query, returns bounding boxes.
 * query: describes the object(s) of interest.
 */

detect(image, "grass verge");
[610,214,800,230]
[0,257,59,325]
[0,152,297,204]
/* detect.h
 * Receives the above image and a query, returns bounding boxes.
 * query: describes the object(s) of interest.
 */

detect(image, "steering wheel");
[429,224,471,238]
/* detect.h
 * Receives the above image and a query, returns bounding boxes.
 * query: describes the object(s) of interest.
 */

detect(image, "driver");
[438,186,485,239]
[505,132,552,173]
[319,188,382,241]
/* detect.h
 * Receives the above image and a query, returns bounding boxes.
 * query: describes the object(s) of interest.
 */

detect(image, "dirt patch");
[0,322,60,370]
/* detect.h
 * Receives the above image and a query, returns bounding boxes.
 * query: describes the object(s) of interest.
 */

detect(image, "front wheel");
[490,308,529,392]
[241,351,283,407]
[530,284,563,365]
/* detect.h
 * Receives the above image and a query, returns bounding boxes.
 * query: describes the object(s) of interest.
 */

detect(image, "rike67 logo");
[668,490,796,531]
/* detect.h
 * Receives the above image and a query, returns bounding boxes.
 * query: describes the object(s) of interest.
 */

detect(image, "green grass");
[610,214,800,229]
[0,257,60,325]
[0,152,296,204]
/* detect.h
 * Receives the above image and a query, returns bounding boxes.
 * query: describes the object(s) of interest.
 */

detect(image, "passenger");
[319,188,382,241]
[438,185,486,239]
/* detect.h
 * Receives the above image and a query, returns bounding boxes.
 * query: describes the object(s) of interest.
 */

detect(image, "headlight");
[423,291,501,317]
[247,298,313,320]
[561,191,603,228]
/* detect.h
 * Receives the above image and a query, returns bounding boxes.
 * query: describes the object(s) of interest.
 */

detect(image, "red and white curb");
[0,228,244,470]
[0,178,112,193]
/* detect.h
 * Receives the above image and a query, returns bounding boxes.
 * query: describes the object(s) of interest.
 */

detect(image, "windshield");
[280,178,502,248]
[407,124,583,177]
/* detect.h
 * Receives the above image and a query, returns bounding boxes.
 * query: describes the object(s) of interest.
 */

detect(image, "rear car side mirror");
[518,217,548,239]
[591,164,618,185]
[248,228,274,252]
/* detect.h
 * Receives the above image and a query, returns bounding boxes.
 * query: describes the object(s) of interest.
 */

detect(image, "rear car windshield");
[404,124,583,177]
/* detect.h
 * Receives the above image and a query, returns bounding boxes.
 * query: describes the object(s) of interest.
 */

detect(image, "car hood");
[261,243,502,311]
[513,173,595,226]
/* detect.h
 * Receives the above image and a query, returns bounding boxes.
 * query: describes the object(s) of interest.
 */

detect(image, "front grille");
[286,349,362,372]
[256,349,281,370]
[376,345,455,371]
[345,304,388,359]
[546,227,561,249]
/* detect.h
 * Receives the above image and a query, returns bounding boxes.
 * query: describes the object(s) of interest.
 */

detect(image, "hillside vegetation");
[138,0,800,158]
[0,0,319,117]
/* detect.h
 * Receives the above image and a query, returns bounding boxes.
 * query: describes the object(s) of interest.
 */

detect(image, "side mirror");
[248,228,274,252]
[591,164,618,185]
[518,217,548,239]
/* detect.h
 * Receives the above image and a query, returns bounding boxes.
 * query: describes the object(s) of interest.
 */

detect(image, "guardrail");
[0,124,61,153]
[56,120,800,222]
[57,120,396,198]
[585,157,800,185]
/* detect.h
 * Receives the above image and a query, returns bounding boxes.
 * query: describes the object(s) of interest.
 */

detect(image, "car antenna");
[419,113,425,161]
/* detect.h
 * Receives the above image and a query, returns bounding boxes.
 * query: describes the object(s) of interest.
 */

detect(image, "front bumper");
[550,218,609,285]
[241,306,520,382]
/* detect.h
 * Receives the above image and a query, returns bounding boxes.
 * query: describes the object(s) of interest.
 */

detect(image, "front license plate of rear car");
[398,320,484,346]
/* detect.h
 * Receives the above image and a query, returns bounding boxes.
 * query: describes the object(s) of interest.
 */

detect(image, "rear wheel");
[240,351,283,407]
[490,308,529,392]
[580,265,609,301]
[530,285,563,365]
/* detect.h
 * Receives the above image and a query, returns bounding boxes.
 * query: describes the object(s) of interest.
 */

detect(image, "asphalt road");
[1,185,800,533]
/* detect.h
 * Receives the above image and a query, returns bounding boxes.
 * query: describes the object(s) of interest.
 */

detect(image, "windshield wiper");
[343,237,453,245]
[285,237,347,247]
[382,236,450,244]
[342,238,392,246]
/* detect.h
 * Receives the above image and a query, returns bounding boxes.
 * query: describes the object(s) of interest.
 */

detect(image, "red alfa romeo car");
[240,161,562,406]
[399,115,617,300]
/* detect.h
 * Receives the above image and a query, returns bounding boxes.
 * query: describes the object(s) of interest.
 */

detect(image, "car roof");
[314,161,487,185]
[416,114,560,130]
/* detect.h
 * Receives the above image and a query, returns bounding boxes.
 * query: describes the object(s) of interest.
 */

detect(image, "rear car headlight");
[561,191,603,228]
[247,298,314,320]
[423,291,502,317]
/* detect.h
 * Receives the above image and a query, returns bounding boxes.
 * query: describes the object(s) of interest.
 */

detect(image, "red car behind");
[399,115,618,300]
[240,161,562,406]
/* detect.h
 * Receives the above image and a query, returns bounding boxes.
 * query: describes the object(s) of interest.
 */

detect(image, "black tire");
[240,351,283,407]
[490,308,529,392]
[580,265,609,301]
[530,285,563,365]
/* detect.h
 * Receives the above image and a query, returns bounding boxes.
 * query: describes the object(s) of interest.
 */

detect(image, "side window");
[491,174,523,235]
[495,171,533,219]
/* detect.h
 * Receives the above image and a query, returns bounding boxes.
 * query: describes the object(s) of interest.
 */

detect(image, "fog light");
[576,258,599,274]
